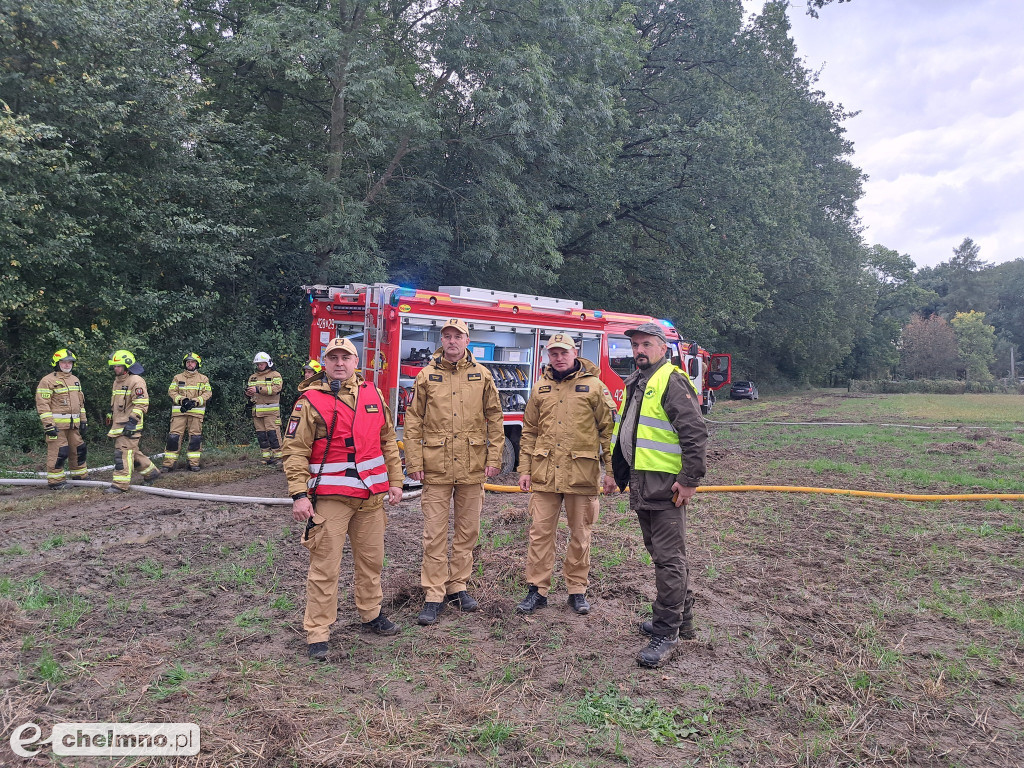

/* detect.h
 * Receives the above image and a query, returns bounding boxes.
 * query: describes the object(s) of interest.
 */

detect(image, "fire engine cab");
[304,283,730,471]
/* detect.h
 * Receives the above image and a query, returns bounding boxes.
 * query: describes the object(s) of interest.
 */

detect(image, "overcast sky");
[742,0,1024,269]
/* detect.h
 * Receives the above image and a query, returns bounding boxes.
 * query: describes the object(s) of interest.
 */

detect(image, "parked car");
[729,380,759,400]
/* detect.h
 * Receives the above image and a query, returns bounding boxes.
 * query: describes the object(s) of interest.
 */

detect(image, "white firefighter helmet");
[253,352,273,367]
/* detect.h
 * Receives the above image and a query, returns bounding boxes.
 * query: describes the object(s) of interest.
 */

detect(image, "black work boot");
[568,594,590,615]
[104,485,129,494]
[188,465,201,472]
[363,613,401,636]
[308,641,329,661]
[162,465,175,473]
[516,585,548,615]
[637,633,679,668]
[444,591,479,612]
[417,601,445,626]
[640,608,696,640]
[141,468,161,485]
[48,482,67,492]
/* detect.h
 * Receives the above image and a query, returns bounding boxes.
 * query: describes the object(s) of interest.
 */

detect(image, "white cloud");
[744,0,1024,267]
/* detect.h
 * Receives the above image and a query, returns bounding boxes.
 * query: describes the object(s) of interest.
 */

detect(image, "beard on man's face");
[635,354,651,369]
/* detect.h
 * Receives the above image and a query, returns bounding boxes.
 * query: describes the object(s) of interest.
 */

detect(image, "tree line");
[1,0,1019,452]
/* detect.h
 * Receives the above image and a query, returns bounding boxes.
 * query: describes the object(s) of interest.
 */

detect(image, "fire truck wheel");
[500,435,520,474]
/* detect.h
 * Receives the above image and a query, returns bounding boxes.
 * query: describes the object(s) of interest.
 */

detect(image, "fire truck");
[303,283,730,471]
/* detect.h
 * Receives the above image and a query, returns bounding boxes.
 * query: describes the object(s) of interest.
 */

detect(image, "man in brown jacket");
[404,318,504,626]
[281,337,404,661]
[35,349,88,489]
[610,322,707,669]
[515,333,616,616]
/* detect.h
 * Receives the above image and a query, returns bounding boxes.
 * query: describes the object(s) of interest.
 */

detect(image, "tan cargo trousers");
[45,428,87,485]
[421,483,484,602]
[301,495,386,644]
[525,492,600,595]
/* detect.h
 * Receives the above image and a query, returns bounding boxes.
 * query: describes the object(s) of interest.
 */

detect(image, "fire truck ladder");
[361,284,396,391]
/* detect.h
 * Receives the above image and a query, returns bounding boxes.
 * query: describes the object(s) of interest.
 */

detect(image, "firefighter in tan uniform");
[302,359,323,380]
[404,318,504,626]
[162,353,213,472]
[105,350,159,493]
[35,349,89,490]
[281,337,404,661]
[516,333,616,616]
[246,352,284,465]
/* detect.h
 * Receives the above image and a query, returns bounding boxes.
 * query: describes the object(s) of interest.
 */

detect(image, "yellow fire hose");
[483,483,1024,502]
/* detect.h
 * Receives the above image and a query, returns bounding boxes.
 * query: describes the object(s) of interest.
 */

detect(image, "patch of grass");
[572,685,709,745]
[138,558,164,579]
[234,608,266,628]
[2,543,28,557]
[39,534,67,551]
[0,575,89,631]
[471,717,516,748]
[924,582,1024,639]
[35,649,65,683]
[803,459,857,474]
[270,594,296,611]
[150,663,198,700]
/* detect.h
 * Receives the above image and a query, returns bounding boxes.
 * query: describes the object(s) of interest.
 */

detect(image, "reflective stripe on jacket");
[612,362,682,474]
[281,374,403,500]
[169,370,213,416]
[36,371,86,429]
[109,373,149,435]
[303,386,390,499]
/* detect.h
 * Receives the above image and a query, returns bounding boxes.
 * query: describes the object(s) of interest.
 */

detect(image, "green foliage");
[849,379,1020,395]
[572,685,710,745]
[951,311,997,382]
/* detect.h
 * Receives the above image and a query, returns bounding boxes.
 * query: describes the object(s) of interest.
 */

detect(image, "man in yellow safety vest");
[610,322,708,669]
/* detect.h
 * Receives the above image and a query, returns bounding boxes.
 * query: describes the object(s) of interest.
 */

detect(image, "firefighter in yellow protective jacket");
[162,352,213,472]
[403,318,504,626]
[516,333,616,616]
[106,350,159,493]
[281,337,404,661]
[246,352,284,465]
[35,349,88,490]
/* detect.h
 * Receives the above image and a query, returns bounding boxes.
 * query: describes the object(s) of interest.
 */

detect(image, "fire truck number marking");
[315,318,334,330]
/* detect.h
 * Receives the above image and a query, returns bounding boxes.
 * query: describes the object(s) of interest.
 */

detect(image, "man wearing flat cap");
[515,333,616,617]
[610,321,708,669]
[282,336,405,661]
[404,317,503,626]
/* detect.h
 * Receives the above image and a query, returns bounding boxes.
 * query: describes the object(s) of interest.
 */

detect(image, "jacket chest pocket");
[422,436,448,476]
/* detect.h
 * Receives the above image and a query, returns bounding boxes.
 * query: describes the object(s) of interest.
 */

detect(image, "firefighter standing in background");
[247,352,283,465]
[302,359,323,381]
[404,318,504,626]
[106,350,160,493]
[281,337,404,661]
[35,349,89,490]
[515,333,616,616]
[162,352,213,472]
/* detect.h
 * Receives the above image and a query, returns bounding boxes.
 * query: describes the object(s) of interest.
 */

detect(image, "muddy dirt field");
[2,392,1023,766]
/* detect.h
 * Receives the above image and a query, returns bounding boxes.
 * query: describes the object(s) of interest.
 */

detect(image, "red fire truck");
[303,283,730,470]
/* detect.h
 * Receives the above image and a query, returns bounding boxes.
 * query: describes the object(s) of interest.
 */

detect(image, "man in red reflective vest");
[282,337,404,661]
